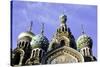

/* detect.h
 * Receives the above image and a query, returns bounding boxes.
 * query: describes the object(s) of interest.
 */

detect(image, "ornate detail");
[13,48,25,66]
[43,46,84,64]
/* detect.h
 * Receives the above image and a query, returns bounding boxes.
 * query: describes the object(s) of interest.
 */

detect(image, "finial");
[62,10,65,16]
[41,23,44,35]
[60,14,67,24]
[29,21,33,32]
[81,24,85,34]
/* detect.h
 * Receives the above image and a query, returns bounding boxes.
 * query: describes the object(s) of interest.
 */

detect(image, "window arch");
[60,40,65,46]
[62,27,64,32]
[22,41,24,47]
[36,49,39,57]
[19,42,22,48]
[39,50,42,57]
[52,43,57,49]
[83,49,85,56]
[32,50,35,57]
[25,41,29,48]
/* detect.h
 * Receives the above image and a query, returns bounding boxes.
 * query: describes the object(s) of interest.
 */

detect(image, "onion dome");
[18,21,35,40]
[31,23,49,51]
[17,22,35,50]
[59,14,67,23]
[18,31,35,40]
[31,34,49,50]
[76,34,93,50]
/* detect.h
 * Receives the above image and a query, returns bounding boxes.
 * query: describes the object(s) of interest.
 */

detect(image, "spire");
[29,21,33,32]
[60,10,67,24]
[41,23,44,35]
[81,24,85,34]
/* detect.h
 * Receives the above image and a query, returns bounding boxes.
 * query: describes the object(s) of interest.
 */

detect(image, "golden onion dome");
[18,31,35,40]
[76,34,93,50]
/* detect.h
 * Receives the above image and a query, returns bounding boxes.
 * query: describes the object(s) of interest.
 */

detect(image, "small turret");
[26,23,49,65]
[76,25,96,62]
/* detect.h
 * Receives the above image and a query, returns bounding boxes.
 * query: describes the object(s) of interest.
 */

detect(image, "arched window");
[62,27,64,32]
[19,42,22,48]
[32,50,35,57]
[86,48,88,56]
[52,43,57,49]
[39,50,42,57]
[36,49,39,57]
[57,29,59,32]
[25,42,28,48]
[60,40,65,46]
[83,49,85,56]
[22,41,24,47]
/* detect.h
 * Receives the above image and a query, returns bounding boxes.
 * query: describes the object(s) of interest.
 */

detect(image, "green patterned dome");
[76,34,93,50]
[31,34,49,51]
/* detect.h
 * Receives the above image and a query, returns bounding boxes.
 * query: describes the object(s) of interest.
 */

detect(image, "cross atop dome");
[81,24,85,34]
[28,21,33,32]
[41,23,44,35]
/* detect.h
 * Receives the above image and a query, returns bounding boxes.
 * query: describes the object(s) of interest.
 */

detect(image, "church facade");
[11,14,96,66]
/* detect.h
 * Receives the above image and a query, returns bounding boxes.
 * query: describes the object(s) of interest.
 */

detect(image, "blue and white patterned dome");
[31,34,49,51]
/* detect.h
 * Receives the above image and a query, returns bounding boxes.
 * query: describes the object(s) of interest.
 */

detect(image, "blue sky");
[11,1,97,58]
